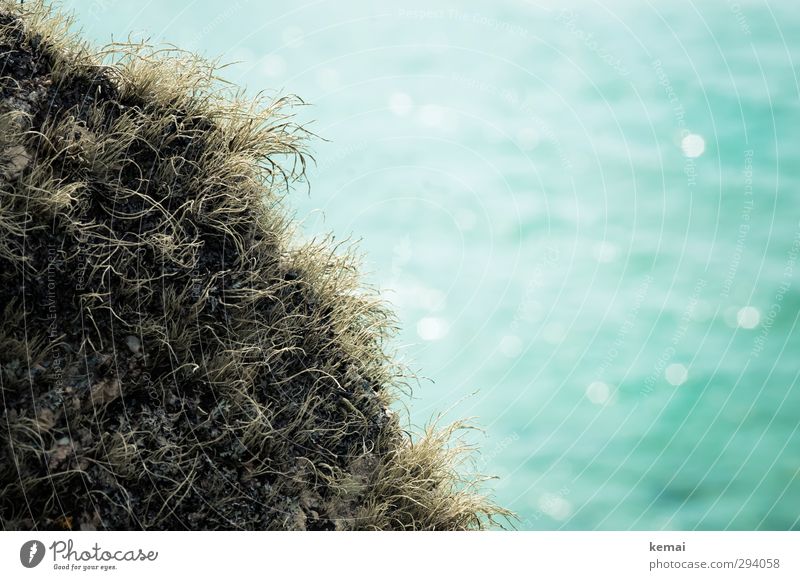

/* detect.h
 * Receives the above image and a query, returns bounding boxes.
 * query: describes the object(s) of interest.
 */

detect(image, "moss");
[0,1,509,530]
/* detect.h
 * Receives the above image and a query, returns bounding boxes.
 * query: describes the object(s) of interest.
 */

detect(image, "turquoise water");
[63,0,800,530]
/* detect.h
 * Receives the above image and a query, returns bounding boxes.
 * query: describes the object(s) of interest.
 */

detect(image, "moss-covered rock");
[0,1,506,530]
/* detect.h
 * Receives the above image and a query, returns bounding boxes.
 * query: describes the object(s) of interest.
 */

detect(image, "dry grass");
[0,0,510,530]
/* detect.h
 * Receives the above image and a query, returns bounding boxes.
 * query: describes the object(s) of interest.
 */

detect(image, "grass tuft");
[0,0,510,530]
